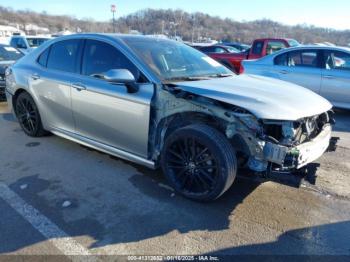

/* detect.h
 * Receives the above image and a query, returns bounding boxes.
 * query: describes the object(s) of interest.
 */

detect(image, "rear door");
[320,50,350,108]
[272,49,322,93]
[31,39,83,132]
[71,39,154,157]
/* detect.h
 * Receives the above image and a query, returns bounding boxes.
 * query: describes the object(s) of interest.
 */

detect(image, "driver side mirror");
[93,69,139,93]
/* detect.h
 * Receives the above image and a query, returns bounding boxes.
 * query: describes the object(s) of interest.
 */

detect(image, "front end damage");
[225,110,335,173]
[154,85,335,174]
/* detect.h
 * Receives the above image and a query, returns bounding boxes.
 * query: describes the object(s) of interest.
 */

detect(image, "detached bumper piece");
[263,124,332,170]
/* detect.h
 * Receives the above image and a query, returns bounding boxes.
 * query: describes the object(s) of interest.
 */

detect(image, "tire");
[161,124,237,201]
[15,92,48,137]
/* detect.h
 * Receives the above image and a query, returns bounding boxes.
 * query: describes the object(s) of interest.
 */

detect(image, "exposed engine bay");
[152,83,335,174]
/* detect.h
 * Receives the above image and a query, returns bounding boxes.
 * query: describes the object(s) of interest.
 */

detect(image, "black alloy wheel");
[162,124,237,201]
[15,92,47,137]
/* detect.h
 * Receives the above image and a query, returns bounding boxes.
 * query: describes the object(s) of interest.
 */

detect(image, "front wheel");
[15,92,48,137]
[161,124,237,201]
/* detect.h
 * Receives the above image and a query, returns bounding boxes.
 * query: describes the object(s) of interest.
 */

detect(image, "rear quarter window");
[37,47,50,67]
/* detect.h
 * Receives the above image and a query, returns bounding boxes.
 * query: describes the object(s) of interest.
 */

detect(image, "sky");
[1,0,349,30]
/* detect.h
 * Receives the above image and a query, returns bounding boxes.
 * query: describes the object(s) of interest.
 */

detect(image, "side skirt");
[50,127,156,169]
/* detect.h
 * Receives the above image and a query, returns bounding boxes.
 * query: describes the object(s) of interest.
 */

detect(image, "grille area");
[262,112,331,146]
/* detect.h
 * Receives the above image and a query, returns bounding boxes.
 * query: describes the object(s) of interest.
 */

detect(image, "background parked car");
[242,45,350,110]
[9,35,51,54]
[221,42,250,52]
[194,44,240,53]
[195,38,299,73]
[0,44,24,101]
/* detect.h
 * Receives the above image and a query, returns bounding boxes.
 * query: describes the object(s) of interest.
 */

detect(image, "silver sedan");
[242,46,350,110]
[5,34,334,201]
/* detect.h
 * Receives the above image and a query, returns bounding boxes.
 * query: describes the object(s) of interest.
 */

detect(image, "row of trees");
[1,6,350,45]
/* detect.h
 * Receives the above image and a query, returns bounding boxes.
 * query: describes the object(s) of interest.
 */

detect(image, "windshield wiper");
[207,73,234,78]
[164,76,211,82]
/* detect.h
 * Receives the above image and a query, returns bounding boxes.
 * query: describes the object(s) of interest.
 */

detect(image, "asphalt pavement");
[0,101,349,259]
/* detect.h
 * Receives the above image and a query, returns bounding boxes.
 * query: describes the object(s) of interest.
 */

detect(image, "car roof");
[11,35,51,38]
[254,38,291,42]
[224,42,249,45]
[274,45,350,54]
[250,45,350,64]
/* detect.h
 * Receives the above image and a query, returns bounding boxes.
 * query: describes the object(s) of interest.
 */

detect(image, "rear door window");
[46,39,81,73]
[275,50,319,68]
[37,47,51,67]
[289,51,318,67]
[324,50,350,71]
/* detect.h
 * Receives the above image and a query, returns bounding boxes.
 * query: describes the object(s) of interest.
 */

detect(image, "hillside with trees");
[1,6,349,45]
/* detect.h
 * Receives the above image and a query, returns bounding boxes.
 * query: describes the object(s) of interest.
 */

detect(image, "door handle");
[31,73,40,80]
[323,75,334,80]
[72,83,86,91]
[279,70,288,74]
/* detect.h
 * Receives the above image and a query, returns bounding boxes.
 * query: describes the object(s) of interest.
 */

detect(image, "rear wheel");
[15,92,47,137]
[161,124,237,201]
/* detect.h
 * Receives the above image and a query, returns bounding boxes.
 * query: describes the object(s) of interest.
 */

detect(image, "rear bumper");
[263,124,332,170]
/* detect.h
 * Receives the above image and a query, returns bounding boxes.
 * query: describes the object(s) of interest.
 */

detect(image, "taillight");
[5,67,12,77]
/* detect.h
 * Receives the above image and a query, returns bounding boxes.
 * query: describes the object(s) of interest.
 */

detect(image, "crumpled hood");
[170,74,332,121]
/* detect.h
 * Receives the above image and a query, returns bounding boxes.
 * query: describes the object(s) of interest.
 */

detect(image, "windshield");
[0,46,23,61]
[123,37,233,81]
[226,46,240,53]
[27,38,50,47]
[287,39,300,47]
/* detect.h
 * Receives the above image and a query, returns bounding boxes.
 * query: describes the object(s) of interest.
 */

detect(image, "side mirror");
[93,69,138,93]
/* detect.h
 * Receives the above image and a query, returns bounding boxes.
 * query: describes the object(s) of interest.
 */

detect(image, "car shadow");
[1,164,262,253]
[203,221,350,256]
[1,159,328,254]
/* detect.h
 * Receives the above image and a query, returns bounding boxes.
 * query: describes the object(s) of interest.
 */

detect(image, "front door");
[71,39,154,158]
[273,49,322,93]
[321,50,350,109]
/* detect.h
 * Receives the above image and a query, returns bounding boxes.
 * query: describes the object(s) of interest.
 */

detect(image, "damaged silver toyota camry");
[5,34,334,201]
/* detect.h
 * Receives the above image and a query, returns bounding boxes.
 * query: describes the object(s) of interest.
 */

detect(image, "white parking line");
[0,182,98,260]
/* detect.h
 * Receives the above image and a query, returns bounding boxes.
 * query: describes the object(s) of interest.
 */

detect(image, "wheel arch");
[151,111,227,162]
[12,88,29,114]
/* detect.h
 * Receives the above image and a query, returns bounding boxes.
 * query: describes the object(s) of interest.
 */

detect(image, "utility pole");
[191,14,196,44]
[111,4,116,33]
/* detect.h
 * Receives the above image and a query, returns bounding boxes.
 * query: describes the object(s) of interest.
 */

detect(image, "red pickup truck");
[197,38,299,73]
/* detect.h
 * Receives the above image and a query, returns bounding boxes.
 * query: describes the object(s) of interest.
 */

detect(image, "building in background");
[0,25,23,37]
